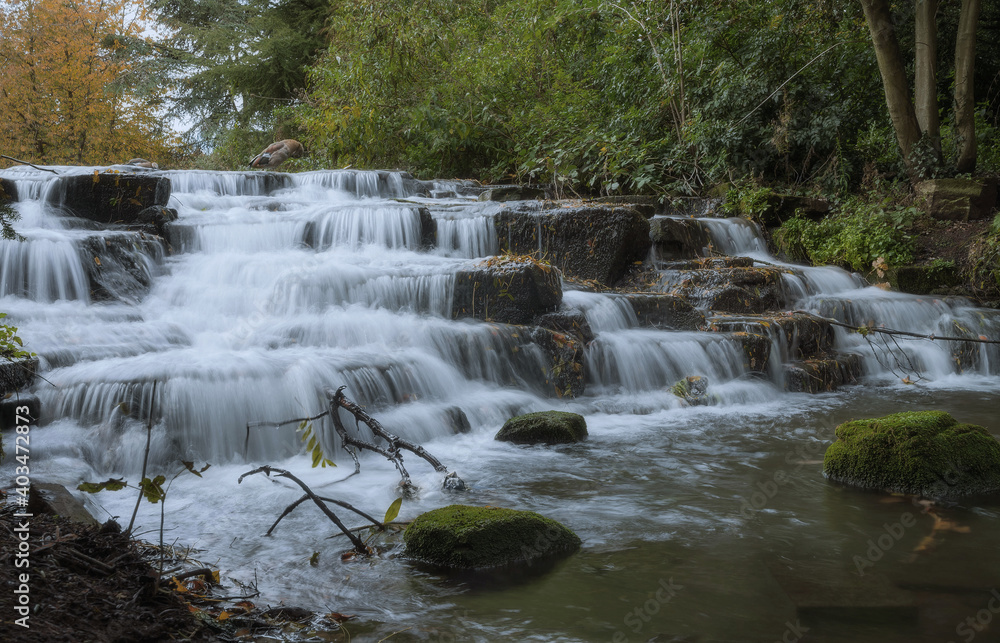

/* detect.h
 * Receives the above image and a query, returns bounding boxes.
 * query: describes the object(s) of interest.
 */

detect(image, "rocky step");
[706,312,835,361]
[495,204,650,286]
[623,293,705,330]
[783,353,864,393]
[657,265,789,314]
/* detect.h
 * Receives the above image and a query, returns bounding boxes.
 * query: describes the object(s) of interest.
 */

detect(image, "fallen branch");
[0,154,59,174]
[238,466,369,554]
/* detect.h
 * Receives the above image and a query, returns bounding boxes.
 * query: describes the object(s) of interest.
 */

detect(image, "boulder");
[29,482,98,525]
[890,262,961,295]
[670,375,714,406]
[588,195,658,218]
[784,353,863,393]
[495,205,651,285]
[478,185,545,202]
[132,205,178,238]
[48,173,171,226]
[626,294,704,330]
[404,504,581,569]
[916,178,997,222]
[495,410,588,444]
[823,411,1000,497]
[451,256,562,325]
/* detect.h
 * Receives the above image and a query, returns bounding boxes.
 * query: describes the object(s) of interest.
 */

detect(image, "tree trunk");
[914,0,941,159]
[955,0,981,174]
[860,0,922,175]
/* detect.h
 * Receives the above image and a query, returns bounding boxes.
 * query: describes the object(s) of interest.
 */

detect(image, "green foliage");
[298,420,334,468]
[78,478,129,493]
[383,497,402,524]
[722,182,775,218]
[775,197,918,271]
[0,313,34,361]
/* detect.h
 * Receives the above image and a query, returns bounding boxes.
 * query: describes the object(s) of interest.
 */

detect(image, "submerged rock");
[824,411,1000,497]
[495,410,588,444]
[404,504,581,569]
[495,205,650,285]
[451,255,562,325]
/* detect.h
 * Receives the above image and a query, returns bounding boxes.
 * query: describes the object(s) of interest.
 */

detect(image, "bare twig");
[266,493,384,536]
[793,310,1000,344]
[128,380,157,535]
[238,466,370,553]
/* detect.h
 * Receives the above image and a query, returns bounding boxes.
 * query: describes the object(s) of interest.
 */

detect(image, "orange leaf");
[217,611,231,621]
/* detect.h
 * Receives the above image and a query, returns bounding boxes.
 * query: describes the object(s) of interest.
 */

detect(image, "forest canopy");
[3,0,1000,197]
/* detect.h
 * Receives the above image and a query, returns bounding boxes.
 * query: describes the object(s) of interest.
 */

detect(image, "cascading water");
[2,167,999,643]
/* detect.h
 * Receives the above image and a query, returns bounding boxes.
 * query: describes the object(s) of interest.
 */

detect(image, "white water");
[2,167,999,642]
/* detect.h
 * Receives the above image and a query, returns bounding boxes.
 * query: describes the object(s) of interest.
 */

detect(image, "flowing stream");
[2,166,999,642]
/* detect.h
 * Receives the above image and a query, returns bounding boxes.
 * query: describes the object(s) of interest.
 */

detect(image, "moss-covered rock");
[403,504,581,569]
[670,375,714,405]
[824,411,1000,497]
[783,353,863,393]
[451,255,562,325]
[916,178,996,222]
[495,410,587,444]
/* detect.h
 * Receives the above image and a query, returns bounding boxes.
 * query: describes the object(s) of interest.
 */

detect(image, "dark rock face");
[753,194,830,228]
[649,217,713,260]
[730,332,771,373]
[916,178,997,222]
[495,410,588,444]
[451,257,562,325]
[529,327,586,398]
[132,205,178,238]
[78,233,164,303]
[404,504,581,569]
[0,393,40,431]
[478,185,545,202]
[495,206,651,285]
[0,357,38,396]
[419,207,437,249]
[626,294,704,330]
[0,178,18,203]
[783,353,863,393]
[534,309,595,344]
[823,410,1000,497]
[48,173,170,225]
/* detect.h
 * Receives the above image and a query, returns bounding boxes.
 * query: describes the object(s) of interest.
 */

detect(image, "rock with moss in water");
[495,410,587,444]
[403,504,581,569]
[671,375,715,406]
[824,411,1000,497]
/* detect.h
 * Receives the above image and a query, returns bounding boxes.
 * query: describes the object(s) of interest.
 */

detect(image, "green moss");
[403,504,581,569]
[824,411,1000,497]
[495,411,587,444]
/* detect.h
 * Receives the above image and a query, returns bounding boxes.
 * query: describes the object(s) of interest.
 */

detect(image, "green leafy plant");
[0,313,34,361]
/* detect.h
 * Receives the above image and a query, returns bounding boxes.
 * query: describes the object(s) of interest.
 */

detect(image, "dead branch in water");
[265,493,384,537]
[793,310,1000,345]
[238,466,370,553]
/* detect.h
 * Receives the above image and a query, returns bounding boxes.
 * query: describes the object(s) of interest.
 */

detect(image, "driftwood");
[265,493,383,537]
[238,466,370,553]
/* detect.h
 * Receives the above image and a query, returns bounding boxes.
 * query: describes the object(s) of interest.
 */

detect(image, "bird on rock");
[126,158,158,169]
[249,139,305,169]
